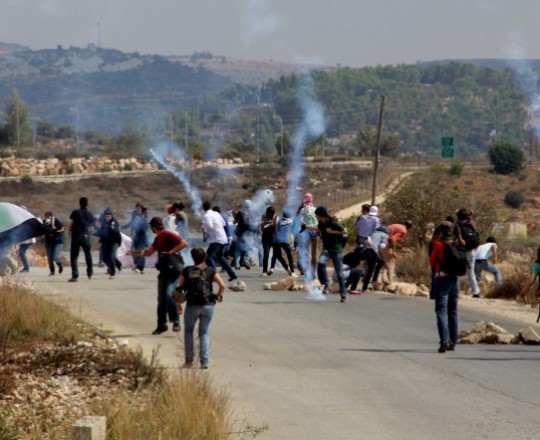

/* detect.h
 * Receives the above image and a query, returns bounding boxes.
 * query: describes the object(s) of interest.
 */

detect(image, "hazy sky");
[2,0,540,67]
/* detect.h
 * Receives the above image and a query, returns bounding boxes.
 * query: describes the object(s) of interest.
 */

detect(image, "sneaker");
[139,270,144,275]
[133,268,141,274]
[235,266,241,270]
[340,297,347,303]
[88,275,92,280]
[447,344,455,351]
[322,285,330,295]
[19,268,29,273]
[182,362,194,369]
[260,272,269,278]
[48,272,55,276]
[268,269,274,276]
[172,323,181,332]
[68,277,78,282]
[243,261,251,270]
[228,276,238,282]
[58,264,63,274]
[152,325,168,335]
[109,275,115,280]
[200,364,209,370]
[472,294,480,298]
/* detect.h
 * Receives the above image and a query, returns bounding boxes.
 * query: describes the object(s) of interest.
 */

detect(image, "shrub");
[504,190,525,208]
[488,142,524,175]
[449,161,464,177]
[20,175,33,185]
[124,163,133,172]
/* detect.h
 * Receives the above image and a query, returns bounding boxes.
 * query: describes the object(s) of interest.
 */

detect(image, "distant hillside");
[419,58,540,71]
[0,44,232,133]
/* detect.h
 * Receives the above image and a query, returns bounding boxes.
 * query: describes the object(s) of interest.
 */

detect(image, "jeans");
[131,234,148,271]
[434,276,459,346]
[207,242,235,279]
[157,270,180,327]
[317,249,346,298]
[184,304,215,366]
[474,260,502,284]
[18,243,32,270]
[297,231,318,280]
[234,235,249,267]
[45,242,63,274]
[70,234,93,279]
[466,250,480,296]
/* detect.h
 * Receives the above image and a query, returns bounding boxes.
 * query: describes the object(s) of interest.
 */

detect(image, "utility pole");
[371,95,386,206]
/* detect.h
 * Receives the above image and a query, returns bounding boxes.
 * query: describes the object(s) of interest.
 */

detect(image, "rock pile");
[459,321,540,345]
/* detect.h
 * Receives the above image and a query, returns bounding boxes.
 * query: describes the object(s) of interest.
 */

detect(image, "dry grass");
[0,280,245,440]
[95,371,233,440]
[396,246,432,286]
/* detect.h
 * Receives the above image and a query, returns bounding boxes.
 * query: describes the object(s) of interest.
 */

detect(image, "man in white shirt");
[474,237,502,285]
[201,201,237,281]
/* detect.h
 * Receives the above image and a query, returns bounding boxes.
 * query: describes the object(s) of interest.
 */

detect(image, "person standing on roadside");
[127,216,188,335]
[68,197,95,282]
[175,247,225,370]
[430,221,460,353]
[456,208,481,298]
[202,201,237,281]
[355,204,380,246]
[42,211,65,276]
[306,206,348,302]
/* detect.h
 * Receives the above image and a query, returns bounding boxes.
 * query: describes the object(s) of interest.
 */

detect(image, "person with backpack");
[430,221,467,353]
[456,208,481,298]
[175,247,225,369]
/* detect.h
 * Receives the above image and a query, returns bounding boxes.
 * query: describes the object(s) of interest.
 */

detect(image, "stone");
[229,280,247,292]
[519,326,540,345]
[459,333,483,344]
[70,416,106,440]
[485,322,509,335]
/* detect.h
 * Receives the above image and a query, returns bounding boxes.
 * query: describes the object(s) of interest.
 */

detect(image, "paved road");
[25,266,540,440]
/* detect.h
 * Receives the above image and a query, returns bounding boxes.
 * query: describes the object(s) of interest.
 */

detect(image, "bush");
[488,142,524,175]
[449,161,464,177]
[504,190,525,208]
[20,175,33,185]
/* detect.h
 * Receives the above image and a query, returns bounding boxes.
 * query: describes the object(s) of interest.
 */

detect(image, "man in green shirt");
[307,206,348,303]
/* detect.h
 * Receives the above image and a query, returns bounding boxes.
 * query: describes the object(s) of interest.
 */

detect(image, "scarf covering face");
[303,193,314,207]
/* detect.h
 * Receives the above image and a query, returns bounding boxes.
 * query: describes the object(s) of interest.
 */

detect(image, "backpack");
[185,266,215,305]
[459,222,480,251]
[439,243,468,277]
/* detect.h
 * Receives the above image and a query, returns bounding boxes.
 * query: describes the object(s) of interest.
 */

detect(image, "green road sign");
[441,137,454,158]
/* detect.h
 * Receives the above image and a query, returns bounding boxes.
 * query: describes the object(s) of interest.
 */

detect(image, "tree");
[488,141,524,175]
[2,89,32,147]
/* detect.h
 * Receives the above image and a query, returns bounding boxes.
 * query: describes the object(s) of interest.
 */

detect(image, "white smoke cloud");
[150,142,204,219]
[285,74,326,215]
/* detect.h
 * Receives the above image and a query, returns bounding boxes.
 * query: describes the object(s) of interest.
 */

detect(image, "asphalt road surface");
[25,265,540,440]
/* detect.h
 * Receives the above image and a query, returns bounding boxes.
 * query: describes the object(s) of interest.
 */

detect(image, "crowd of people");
[1,196,517,364]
